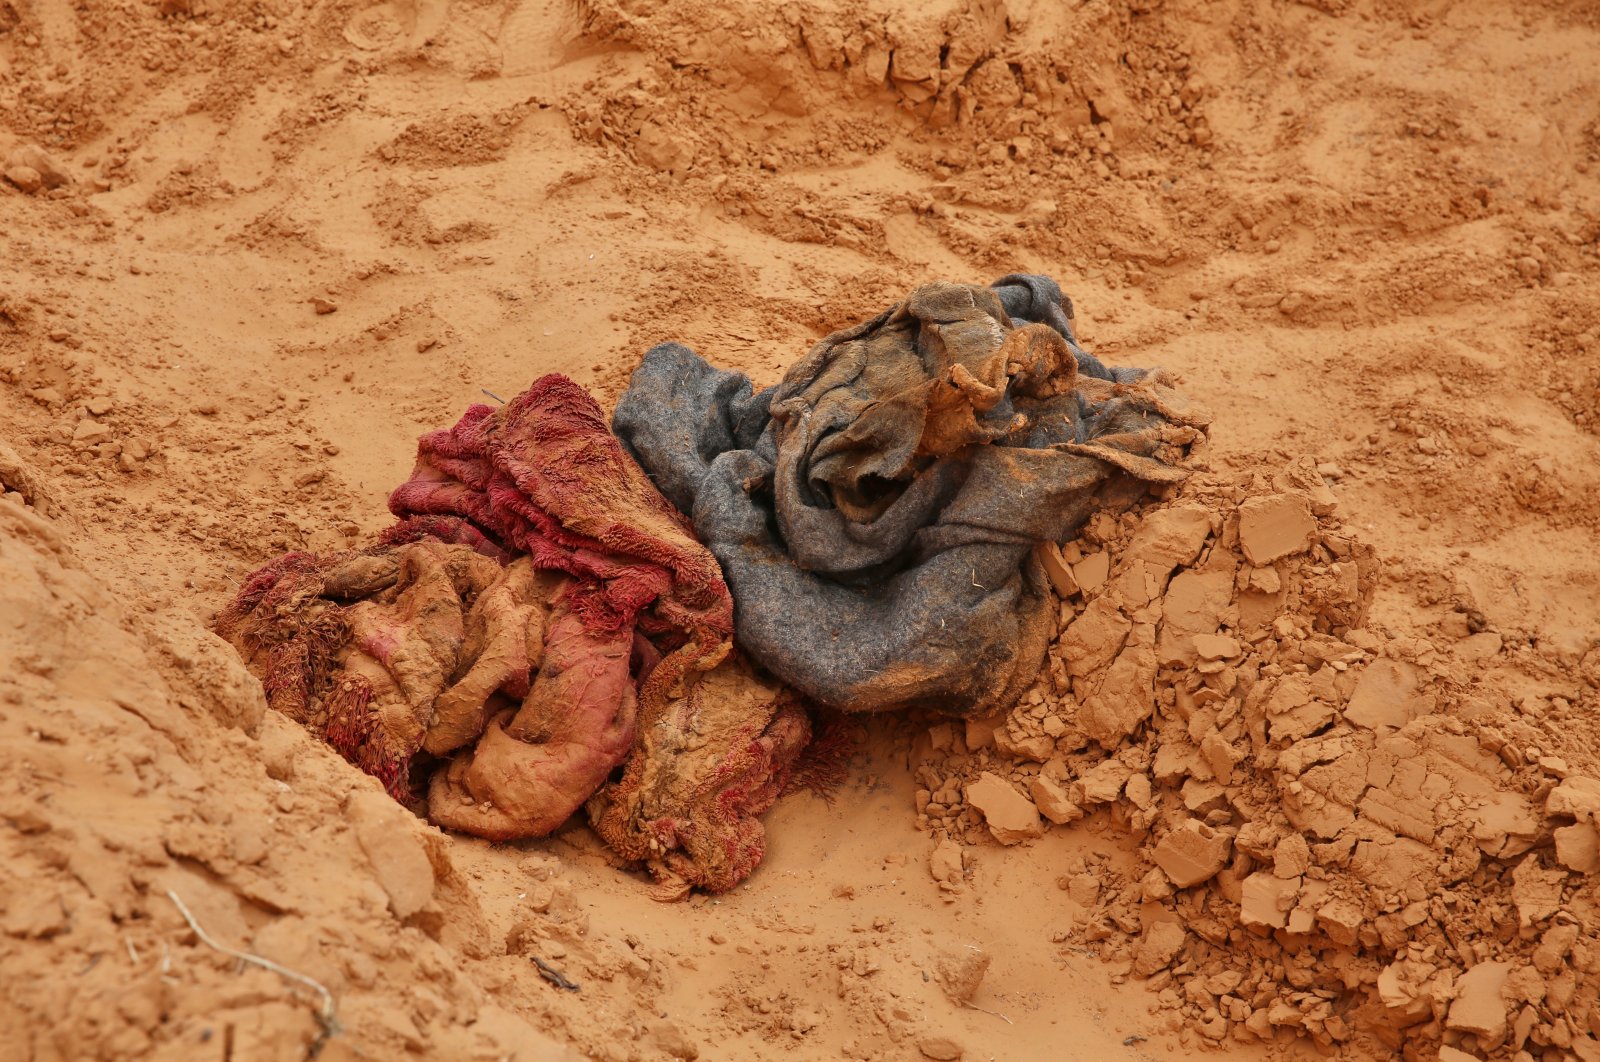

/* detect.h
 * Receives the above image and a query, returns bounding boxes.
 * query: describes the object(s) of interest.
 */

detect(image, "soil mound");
[915,466,1600,1057]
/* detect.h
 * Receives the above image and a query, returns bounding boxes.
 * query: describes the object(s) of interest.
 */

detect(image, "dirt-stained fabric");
[219,374,807,893]
[587,660,813,898]
[216,543,580,811]
[613,274,1209,719]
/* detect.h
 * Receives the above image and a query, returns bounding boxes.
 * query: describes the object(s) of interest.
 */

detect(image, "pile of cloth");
[217,275,1207,894]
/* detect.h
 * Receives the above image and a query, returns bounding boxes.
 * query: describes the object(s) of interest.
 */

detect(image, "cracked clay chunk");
[1445,960,1510,1041]
[1344,658,1431,731]
[1030,774,1083,824]
[1132,921,1186,977]
[1239,871,1300,929]
[1554,822,1600,873]
[347,789,436,919]
[1236,493,1317,566]
[965,772,1044,844]
[1547,776,1600,821]
[1151,818,1232,888]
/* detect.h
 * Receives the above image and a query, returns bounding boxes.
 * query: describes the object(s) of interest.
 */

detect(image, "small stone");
[6,144,71,188]
[635,122,688,174]
[647,1021,698,1060]
[918,1034,964,1060]
[1151,819,1233,888]
[5,165,42,194]
[1066,873,1099,907]
[311,297,338,314]
[929,838,964,884]
[526,883,555,913]
[936,949,989,1003]
[1237,494,1317,565]
[6,807,50,835]
[965,773,1043,844]
[71,419,114,446]
[231,824,269,865]
[1376,962,1431,1025]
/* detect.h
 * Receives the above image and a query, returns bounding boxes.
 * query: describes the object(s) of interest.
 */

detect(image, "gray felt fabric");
[613,275,1207,718]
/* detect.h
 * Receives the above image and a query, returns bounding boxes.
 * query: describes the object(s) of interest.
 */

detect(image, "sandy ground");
[2,0,1599,1059]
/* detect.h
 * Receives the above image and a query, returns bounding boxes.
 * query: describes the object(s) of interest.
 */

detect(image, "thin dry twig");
[961,1000,1014,1025]
[166,889,340,1041]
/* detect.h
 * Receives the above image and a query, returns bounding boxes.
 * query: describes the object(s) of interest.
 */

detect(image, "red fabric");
[385,375,731,645]
[221,374,806,895]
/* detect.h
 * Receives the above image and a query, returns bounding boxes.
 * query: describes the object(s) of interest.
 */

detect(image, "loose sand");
[2,0,1598,1059]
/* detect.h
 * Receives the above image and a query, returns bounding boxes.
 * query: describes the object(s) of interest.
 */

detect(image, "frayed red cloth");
[221,374,809,894]
[385,375,731,646]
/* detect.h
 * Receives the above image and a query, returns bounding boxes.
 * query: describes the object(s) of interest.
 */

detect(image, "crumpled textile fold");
[219,375,809,892]
[613,274,1209,718]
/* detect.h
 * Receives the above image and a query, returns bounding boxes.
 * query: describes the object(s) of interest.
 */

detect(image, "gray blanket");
[614,275,1207,717]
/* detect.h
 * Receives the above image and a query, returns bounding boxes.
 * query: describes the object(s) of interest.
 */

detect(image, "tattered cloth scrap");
[217,376,810,893]
[615,274,1209,719]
